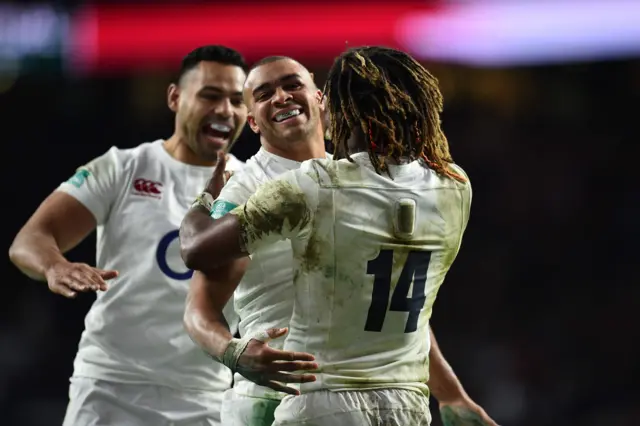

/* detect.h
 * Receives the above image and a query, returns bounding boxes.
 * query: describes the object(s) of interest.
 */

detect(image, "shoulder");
[448,163,470,182]
[297,158,338,187]
[92,140,162,172]
[446,163,471,193]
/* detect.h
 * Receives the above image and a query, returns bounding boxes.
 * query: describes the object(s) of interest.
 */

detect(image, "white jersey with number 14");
[230,153,471,396]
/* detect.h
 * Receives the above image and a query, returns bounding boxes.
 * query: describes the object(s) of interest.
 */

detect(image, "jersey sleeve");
[229,167,320,254]
[210,170,256,219]
[56,147,123,225]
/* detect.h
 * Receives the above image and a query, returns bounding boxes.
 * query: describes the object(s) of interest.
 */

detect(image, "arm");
[182,171,317,271]
[184,241,317,395]
[428,326,498,426]
[428,325,468,402]
[180,151,246,270]
[9,149,120,297]
[9,192,97,281]
[184,259,250,359]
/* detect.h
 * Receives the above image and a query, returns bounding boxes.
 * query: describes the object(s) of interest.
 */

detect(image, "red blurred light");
[69,3,438,73]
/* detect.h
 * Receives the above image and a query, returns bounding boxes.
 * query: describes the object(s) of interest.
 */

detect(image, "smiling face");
[245,58,323,148]
[169,60,247,161]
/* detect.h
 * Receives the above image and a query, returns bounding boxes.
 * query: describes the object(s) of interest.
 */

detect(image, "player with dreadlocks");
[177,46,478,426]
[326,45,466,181]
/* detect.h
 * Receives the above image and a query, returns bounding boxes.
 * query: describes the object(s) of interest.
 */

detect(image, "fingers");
[266,371,317,384]
[205,152,229,198]
[264,327,288,341]
[70,265,109,291]
[264,360,318,372]
[48,263,116,298]
[50,282,77,298]
[96,269,119,281]
[215,151,227,177]
[264,347,315,362]
[263,381,300,396]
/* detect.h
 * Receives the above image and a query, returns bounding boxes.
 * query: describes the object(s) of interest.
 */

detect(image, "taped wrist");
[221,330,271,372]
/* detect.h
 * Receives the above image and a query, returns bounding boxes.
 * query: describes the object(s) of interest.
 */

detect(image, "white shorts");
[63,377,223,426]
[220,388,281,426]
[273,388,431,426]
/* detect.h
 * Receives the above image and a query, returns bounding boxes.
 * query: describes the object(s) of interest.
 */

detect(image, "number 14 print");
[364,249,431,333]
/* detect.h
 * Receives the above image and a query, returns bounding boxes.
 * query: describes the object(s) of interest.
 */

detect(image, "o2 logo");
[156,230,193,280]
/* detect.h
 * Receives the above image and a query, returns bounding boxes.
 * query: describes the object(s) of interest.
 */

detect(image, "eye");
[255,91,271,102]
[284,82,302,91]
[200,93,221,102]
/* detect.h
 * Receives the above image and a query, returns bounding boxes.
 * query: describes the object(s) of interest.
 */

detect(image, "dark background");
[1,7,639,425]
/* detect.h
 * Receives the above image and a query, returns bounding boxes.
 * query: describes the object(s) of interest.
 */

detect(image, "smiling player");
[9,45,247,426]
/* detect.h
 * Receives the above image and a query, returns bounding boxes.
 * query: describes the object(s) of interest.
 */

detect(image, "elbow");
[180,237,201,271]
[8,233,26,267]
[8,241,20,266]
[179,226,203,270]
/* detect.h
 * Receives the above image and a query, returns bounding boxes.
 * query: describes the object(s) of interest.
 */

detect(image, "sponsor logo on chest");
[132,178,163,199]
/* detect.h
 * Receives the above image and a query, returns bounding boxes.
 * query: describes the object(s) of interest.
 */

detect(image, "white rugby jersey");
[211,147,330,400]
[57,139,243,391]
[229,153,471,396]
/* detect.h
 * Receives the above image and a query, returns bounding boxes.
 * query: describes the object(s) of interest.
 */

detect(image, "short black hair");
[176,45,247,83]
[249,56,296,72]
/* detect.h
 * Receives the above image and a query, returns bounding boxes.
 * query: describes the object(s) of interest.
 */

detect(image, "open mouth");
[273,109,303,123]
[202,122,232,143]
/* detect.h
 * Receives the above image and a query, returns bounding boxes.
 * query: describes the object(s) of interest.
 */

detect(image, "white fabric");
[56,140,243,391]
[220,388,280,426]
[63,377,223,426]
[232,154,472,397]
[214,148,331,401]
[273,388,431,426]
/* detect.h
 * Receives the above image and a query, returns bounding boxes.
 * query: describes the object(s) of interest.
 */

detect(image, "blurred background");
[2,1,639,425]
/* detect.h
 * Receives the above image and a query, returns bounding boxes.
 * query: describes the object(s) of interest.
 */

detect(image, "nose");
[213,98,233,118]
[272,87,292,105]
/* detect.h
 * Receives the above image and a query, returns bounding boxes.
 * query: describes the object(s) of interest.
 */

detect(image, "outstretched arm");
[428,326,498,426]
[10,149,121,297]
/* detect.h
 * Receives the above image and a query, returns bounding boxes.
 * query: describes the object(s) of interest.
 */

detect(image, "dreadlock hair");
[324,46,465,182]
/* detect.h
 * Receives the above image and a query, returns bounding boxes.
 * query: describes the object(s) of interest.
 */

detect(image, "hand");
[45,261,119,298]
[236,327,318,395]
[439,397,498,426]
[204,151,234,199]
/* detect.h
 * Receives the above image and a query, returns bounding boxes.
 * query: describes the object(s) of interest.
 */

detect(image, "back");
[233,153,471,395]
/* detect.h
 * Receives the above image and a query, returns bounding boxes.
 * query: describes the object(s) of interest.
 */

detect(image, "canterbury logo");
[133,178,163,198]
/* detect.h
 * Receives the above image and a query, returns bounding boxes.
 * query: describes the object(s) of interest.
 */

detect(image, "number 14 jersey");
[230,152,472,395]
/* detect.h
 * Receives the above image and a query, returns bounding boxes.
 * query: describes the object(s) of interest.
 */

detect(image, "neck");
[261,132,326,162]
[163,134,217,167]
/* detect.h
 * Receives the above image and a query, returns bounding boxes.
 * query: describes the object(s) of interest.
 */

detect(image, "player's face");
[173,61,247,161]
[245,59,323,146]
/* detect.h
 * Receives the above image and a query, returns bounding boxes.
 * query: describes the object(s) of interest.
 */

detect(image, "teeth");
[275,109,301,122]
[210,123,231,132]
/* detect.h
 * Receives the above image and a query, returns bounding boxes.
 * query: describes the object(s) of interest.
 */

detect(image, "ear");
[167,83,179,113]
[247,114,260,134]
[315,89,325,111]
